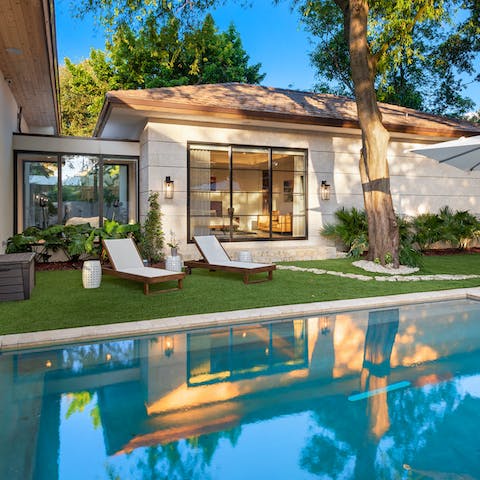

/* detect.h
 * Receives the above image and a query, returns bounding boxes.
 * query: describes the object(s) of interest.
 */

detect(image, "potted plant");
[167,231,179,257]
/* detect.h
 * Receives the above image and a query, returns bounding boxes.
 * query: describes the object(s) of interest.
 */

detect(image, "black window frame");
[14,150,139,233]
[187,142,308,243]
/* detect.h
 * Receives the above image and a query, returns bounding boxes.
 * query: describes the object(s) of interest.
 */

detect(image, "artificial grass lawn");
[1,254,480,336]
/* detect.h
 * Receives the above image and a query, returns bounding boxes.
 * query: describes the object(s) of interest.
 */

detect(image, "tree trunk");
[347,0,399,266]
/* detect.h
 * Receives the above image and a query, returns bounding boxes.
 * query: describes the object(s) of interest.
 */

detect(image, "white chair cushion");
[103,238,143,270]
[194,236,231,264]
[120,267,176,278]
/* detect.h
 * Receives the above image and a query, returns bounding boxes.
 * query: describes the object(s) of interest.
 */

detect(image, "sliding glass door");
[17,152,138,231]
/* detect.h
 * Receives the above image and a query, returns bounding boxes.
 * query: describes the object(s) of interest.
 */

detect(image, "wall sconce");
[164,176,174,199]
[321,180,331,201]
[321,316,331,335]
[163,336,174,357]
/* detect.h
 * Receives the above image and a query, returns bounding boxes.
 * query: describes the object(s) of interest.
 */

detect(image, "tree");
[60,13,264,135]
[107,13,264,88]
[306,4,479,116]
[60,51,115,136]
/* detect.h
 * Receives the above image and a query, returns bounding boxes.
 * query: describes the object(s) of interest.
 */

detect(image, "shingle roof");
[100,83,480,137]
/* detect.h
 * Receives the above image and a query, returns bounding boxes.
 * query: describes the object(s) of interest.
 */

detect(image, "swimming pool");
[2,298,480,479]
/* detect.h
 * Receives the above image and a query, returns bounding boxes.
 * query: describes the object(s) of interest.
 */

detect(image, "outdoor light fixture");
[321,180,331,200]
[164,336,174,357]
[164,176,174,199]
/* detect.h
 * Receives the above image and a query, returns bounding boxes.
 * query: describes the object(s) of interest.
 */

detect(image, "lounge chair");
[102,238,185,295]
[184,235,275,284]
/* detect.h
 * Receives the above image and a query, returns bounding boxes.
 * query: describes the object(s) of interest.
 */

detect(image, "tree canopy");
[60,13,264,135]
[301,0,480,117]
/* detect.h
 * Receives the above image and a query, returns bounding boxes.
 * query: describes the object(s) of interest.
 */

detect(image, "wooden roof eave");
[95,94,480,139]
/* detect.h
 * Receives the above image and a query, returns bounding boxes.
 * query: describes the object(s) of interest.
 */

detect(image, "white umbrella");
[407,135,480,171]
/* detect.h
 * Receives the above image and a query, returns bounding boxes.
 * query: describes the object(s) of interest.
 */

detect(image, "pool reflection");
[2,300,480,479]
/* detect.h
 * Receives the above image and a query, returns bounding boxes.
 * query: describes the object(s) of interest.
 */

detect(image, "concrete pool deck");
[2,287,480,351]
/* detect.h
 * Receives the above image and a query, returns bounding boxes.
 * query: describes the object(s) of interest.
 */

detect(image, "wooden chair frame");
[184,237,275,284]
[102,239,185,295]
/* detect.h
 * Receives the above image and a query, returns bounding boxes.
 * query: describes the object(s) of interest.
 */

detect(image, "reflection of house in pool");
[3,301,480,478]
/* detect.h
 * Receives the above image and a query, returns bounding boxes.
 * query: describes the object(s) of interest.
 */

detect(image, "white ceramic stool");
[82,260,102,288]
[238,251,252,262]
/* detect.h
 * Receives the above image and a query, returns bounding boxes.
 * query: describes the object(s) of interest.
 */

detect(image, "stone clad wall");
[140,118,480,261]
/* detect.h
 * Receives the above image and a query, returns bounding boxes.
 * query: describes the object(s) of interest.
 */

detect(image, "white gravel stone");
[352,260,419,275]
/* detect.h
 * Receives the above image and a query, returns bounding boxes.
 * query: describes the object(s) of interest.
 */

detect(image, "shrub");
[6,221,139,262]
[321,207,368,257]
[411,213,441,251]
[412,206,480,251]
[322,205,480,267]
[140,191,164,264]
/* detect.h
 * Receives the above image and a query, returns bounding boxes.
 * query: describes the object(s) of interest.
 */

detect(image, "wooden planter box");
[0,253,36,301]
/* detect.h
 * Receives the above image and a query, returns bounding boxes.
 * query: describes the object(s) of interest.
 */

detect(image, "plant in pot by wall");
[140,192,164,265]
[167,230,179,257]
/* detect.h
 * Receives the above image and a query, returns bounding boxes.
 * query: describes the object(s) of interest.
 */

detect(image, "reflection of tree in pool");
[299,359,475,476]
[106,426,242,480]
[60,340,137,373]
[65,391,101,429]
[299,419,354,478]
[384,380,467,473]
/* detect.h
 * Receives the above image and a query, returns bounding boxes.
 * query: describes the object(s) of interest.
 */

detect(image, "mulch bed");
[35,261,84,271]
[35,260,167,271]
[422,247,480,256]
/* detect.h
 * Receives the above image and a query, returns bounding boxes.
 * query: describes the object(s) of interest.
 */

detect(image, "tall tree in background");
[76,0,479,266]
[60,50,115,136]
[60,13,264,135]
[304,2,479,117]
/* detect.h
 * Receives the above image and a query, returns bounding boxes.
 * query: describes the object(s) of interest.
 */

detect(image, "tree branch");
[373,4,429,65]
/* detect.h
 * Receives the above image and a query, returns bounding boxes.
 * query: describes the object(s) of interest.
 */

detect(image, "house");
[93,83,480,261]
[1,2,480,260]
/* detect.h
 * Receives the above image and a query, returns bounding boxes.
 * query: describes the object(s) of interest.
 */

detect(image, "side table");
[82,260,102,288]
[165,255,183,272]
[0,252,36,301]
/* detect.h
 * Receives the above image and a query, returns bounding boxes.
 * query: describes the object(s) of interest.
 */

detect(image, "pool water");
[2,299,480,479]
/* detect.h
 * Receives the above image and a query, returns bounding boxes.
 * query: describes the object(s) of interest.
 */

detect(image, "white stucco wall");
[0,73,20,252]
[139,119,480,261]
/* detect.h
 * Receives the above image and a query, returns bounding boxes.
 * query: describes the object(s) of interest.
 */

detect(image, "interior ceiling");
[0,0,59,133]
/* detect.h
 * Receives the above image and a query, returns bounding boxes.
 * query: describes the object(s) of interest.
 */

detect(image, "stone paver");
[277,264,480,282]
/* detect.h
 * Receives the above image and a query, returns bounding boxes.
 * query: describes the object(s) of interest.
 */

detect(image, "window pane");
[103,164,129,224]
[232,147,268,170]
[62,155,100,224]
[271,151,306,238]
[231,148,269,239]
[190,148,231,238]
[23,159,59,229]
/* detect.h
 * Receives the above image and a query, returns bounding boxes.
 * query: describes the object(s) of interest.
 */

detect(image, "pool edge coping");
[2,287,480,351]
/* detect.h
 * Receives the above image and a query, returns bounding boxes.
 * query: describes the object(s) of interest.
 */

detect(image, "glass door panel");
[103,163,129,223]
[23,158,59,229]
[189,146,230,238]
[272,151,306,238]
[61,155,100,223]
[232,147,269,239]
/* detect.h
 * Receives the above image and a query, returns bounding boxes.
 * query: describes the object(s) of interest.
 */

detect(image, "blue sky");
[55,0,479,108]
[55,0,316,92]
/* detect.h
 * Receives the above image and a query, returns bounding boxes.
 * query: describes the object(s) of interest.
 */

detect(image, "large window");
[16,152,137,232]
[188,144,307,241]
